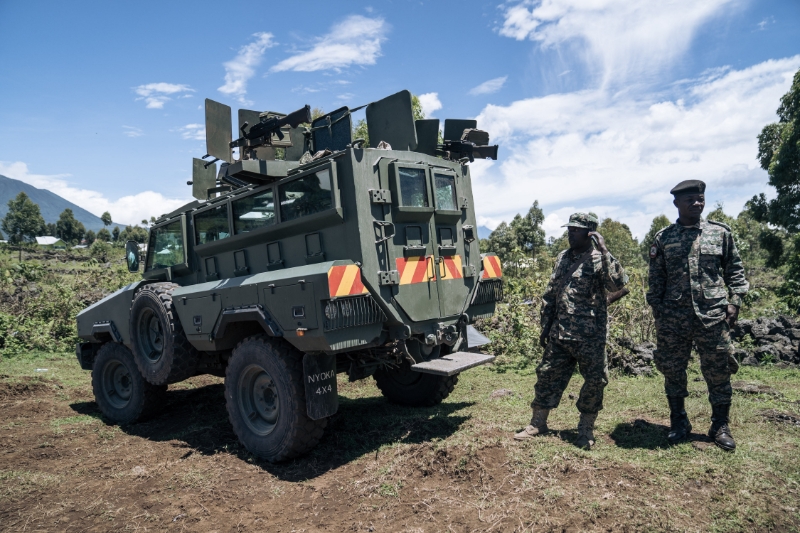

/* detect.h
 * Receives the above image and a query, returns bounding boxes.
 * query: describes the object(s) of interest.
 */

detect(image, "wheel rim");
[237,364,280,436]
[137,308,164,362]
[101,359,133,409]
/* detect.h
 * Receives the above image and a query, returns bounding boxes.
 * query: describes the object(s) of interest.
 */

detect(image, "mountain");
[0,174,112,232]
[478,225,493,239]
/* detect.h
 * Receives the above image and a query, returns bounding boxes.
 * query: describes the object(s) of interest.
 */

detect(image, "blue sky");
[0,0,798,237]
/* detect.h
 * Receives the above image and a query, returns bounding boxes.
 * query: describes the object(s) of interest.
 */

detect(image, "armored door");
[430,170,474,318]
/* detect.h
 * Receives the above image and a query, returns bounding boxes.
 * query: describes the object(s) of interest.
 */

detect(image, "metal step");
[410,351,495,376]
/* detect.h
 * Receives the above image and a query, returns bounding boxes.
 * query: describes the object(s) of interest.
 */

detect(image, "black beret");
[670,180,706,196]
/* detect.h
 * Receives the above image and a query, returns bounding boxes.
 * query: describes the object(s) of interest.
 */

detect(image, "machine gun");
[437,140,499,162]
[230,105,312,151]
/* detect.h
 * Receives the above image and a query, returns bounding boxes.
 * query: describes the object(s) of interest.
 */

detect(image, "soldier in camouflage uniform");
[515,213,628,449]
[647,180,749,451]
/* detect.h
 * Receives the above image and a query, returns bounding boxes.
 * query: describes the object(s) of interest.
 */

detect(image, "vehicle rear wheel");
[130,282,198,385]
[374,341,459,408]
[225,336,327,462]
[92,342,166,424]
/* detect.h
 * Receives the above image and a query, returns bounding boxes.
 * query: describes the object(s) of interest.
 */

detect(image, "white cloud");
[122,126,143,138]
[134,82,194,109]
[218,32,276,105]
[271,15,387,73]
[469,76,508,96]
[179,124,205,141]
[498,0,738,87]
[417,92,442,118]
[472,56,800,239]
[0,161,190,226]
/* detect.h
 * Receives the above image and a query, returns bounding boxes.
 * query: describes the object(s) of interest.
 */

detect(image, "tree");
[96,228,111,242]
[598,218,644,268]
[640,214,671,261]
[486,222,517,261]
[510,201,546,258]
[112,226,120,242]
[90,239,111,262]
[118,225,149,244]
[0,230,4,240]
[750,68,800,232]
[84,229,96,245]
[55,208,86,244]
[1,192,46,260]
[101,211,112,227]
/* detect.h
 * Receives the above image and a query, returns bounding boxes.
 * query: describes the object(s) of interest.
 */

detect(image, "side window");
[399,167,429,207]
[233,189,276,234]
[145,220,185,271]
[278,169,333,222]
[433,173,457,211]
[194,204,230,244]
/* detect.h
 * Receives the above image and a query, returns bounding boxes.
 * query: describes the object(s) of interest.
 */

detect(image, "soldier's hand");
[587,231,609,254]
[726,304,739,327]
[539,331,549,348]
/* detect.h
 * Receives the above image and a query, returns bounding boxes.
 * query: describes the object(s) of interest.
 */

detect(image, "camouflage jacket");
[541,248,628,341]
[646,219,749,327]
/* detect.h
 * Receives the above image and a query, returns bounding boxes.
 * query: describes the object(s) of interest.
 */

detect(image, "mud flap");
[303,353,338,420]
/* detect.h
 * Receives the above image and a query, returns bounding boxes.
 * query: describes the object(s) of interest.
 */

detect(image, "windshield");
[434,173,457,210]
[399,167,429,207]
[145,220,185,271]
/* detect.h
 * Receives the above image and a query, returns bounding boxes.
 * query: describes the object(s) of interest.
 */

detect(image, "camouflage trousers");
[533,336,609,414]
[653,305,734,406]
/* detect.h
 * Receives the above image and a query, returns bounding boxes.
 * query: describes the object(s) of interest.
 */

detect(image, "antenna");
[205,99,233,164]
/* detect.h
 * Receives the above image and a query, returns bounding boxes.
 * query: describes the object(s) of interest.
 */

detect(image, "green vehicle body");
[75,90,503,461]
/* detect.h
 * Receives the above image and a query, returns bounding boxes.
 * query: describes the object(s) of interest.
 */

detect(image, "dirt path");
[1,371,797,532]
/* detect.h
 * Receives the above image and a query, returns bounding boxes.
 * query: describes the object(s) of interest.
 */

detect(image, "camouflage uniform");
[647,219,749,406]
[534,248,628,414]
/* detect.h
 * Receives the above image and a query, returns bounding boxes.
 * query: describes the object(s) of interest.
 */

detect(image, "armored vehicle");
[75,90,503,462]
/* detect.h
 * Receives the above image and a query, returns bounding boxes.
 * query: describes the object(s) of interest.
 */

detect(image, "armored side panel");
[366,90,417,151]
[192,158,217,201]
[443,119,477,142]
[312,106,352,152]
[205,99,233,163]
[76,281,147,348]
[415,119,440,157]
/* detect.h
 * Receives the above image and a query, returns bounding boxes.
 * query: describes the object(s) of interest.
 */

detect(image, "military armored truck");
[75,90,503,462]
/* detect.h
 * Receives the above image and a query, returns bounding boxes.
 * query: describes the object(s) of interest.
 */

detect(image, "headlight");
[324,302,338,320]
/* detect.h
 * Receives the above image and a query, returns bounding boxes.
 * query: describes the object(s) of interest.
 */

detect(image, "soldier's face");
[673,193,705,219]
[567,226,591,250]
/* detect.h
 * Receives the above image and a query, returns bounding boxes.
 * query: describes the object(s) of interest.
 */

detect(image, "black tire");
[373,358,458,407]
[92,342,167,424]
[225,336,327,462]
[130,282,198,385]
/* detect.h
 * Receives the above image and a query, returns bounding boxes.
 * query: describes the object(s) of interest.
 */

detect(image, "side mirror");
[125,240,140,272]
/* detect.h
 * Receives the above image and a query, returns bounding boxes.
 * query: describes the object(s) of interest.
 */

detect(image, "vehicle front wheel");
[225,336,326,462]
[129,282,198,385]
[92,342,166,424]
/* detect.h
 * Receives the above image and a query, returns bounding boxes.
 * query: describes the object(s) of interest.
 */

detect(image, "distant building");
[35,236,66,250]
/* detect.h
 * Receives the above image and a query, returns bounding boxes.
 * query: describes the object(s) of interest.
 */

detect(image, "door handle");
[437,257,447,279]
[426,256,436,280]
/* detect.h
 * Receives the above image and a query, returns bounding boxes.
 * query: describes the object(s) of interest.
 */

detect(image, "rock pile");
[609,338,655,376]
[732,316,800,367]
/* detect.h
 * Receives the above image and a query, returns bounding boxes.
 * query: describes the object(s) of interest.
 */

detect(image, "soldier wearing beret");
[647,180,749,451]
[515,213,628,448]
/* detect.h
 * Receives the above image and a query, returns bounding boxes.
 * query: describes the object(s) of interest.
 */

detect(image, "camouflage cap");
[670,179,706,196]
[562,212,598,229]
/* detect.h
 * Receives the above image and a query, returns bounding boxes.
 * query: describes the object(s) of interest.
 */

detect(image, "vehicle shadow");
[607,418,712,449]
[69,382,473,481]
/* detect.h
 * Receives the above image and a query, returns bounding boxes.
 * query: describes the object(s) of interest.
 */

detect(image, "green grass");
[2,351,799,531]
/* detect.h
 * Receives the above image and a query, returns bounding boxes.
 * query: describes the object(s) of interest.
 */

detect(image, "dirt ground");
[1,361,799,532]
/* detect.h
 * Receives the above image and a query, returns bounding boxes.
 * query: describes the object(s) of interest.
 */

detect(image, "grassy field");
[1,351,799,532]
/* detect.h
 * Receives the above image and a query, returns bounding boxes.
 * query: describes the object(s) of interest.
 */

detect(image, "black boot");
[709,403,736,451]
[667,396,692,444]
